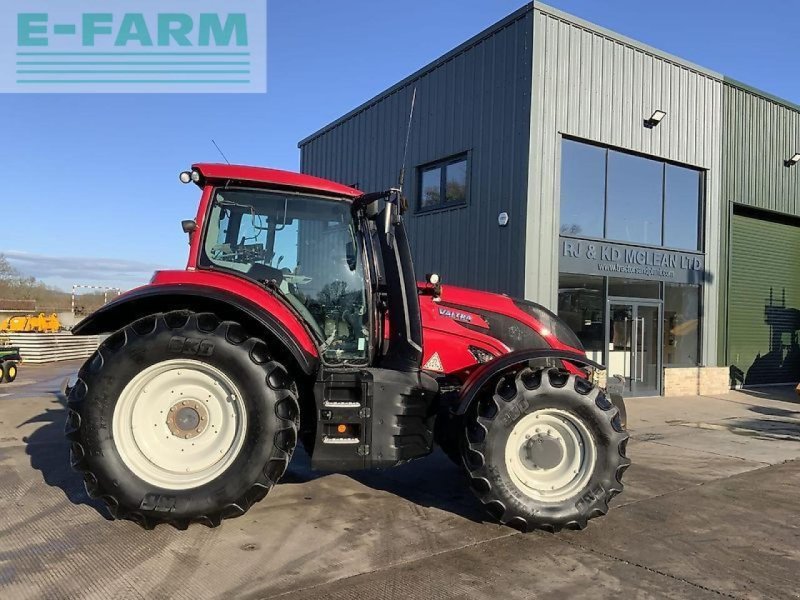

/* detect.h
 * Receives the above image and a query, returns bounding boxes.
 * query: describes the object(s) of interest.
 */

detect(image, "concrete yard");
[1,361,799,599]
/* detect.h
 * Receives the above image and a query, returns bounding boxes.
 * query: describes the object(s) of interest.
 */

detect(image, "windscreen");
[201,188,369,365]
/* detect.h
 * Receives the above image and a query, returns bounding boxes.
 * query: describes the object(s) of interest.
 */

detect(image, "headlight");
[468,345,496,364]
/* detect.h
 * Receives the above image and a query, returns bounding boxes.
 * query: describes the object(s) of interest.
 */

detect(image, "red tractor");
[67,164,629,532]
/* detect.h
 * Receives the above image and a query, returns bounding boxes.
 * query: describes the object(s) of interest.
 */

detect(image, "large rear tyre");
[3,361,17,383]
[462,367,629,532]
[65,311,299,529]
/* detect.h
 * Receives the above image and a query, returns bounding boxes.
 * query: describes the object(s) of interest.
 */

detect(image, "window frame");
[559,135,706,253]
[416,152,470,214]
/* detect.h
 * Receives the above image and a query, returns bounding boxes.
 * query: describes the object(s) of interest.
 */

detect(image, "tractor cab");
[182,163,425,375]
[199,186,372,366]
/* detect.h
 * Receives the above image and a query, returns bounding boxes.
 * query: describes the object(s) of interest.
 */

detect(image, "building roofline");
[298,3,535,147]
[533,2,722,79]
[537,3,799,114]
[722,76,800,114]
[299,1,800,149]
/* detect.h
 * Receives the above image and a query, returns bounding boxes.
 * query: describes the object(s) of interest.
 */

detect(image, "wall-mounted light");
[644,110,667,129]
[784,153,800,167]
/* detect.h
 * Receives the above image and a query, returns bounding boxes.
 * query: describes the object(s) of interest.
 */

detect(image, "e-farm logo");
[0,1,266,93]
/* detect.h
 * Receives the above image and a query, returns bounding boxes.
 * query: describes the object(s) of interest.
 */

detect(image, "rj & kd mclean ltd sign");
[0,1,266,93]
[559,237,706,285]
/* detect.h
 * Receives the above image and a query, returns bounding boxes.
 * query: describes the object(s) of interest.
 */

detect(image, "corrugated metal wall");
[527,4,724,365]
[299,7,534,297]
[718,83,800,363]
[721,83,800,214]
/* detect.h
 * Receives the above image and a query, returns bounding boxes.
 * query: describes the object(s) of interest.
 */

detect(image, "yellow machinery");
[0,313,61,333]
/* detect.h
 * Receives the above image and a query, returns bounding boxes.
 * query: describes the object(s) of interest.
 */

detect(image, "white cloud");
[2,250,173,291]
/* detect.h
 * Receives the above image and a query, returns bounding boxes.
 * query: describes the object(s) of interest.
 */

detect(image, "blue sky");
[1,0,798,291]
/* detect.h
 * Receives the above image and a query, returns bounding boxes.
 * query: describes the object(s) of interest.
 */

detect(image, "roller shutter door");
[729,212,800,385]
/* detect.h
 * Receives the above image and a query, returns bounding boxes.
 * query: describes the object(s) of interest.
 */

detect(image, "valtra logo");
[438,307,474,324]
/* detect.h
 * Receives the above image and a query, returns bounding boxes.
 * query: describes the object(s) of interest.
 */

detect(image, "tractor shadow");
[23,393,487,524]
[283,448,489,524]
[21,390,110,520]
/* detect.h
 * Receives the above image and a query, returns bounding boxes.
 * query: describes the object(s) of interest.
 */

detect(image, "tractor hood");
[417,282,587,375]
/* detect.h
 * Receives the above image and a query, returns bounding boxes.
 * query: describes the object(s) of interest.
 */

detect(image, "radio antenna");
[398,87,417,194]
[211,139,231,165]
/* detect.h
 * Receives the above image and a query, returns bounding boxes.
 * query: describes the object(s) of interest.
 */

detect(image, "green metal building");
[300,2,800,394]
[720,81,800,387]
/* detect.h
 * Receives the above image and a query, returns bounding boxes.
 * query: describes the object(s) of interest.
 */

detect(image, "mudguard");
[72,278,320,375]
[454,349,604,416]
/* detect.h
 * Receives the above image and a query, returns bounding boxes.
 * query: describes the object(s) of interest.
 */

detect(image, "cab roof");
[192,163,362,199]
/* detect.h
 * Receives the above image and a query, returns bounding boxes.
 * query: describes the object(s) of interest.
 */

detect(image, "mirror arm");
[351,188,402,214]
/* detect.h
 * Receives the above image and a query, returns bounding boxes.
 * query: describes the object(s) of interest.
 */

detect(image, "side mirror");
[181,220,197,234]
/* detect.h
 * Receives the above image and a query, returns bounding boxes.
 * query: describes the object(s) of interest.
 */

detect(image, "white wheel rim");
[504,408,597,503]
[112,359,247,491]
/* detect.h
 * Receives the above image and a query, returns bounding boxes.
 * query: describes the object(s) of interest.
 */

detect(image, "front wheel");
[66,311,299,529]
[462,367,629,532]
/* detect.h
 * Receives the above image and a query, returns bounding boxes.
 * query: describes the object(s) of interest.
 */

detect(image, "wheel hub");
[166,399,208,439]
[112,359,247,491]
[520,432,564,470]
[505,408,597,502]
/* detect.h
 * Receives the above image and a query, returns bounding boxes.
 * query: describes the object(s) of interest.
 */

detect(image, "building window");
[557,273,605,363]
[606,150,663,246]
[560,140,606,237]
[418,155,468,211]
[607,277,661,299]
[559,138,704,251]
[664,283,701,366]
[664,165,703,251]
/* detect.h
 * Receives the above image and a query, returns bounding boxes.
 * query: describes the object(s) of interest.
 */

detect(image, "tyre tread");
[462,367,630,533]
[66,310,299,530]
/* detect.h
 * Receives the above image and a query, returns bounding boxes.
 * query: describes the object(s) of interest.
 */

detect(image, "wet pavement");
[1,361,799,599]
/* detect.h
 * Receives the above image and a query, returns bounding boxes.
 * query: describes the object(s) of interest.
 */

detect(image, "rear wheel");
[462,366,629,532]
[66,311,299,529]
[4,361,17,383]
[1,361,17,383]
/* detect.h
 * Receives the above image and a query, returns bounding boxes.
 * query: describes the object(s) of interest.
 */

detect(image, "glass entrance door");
[607,300,663,396]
